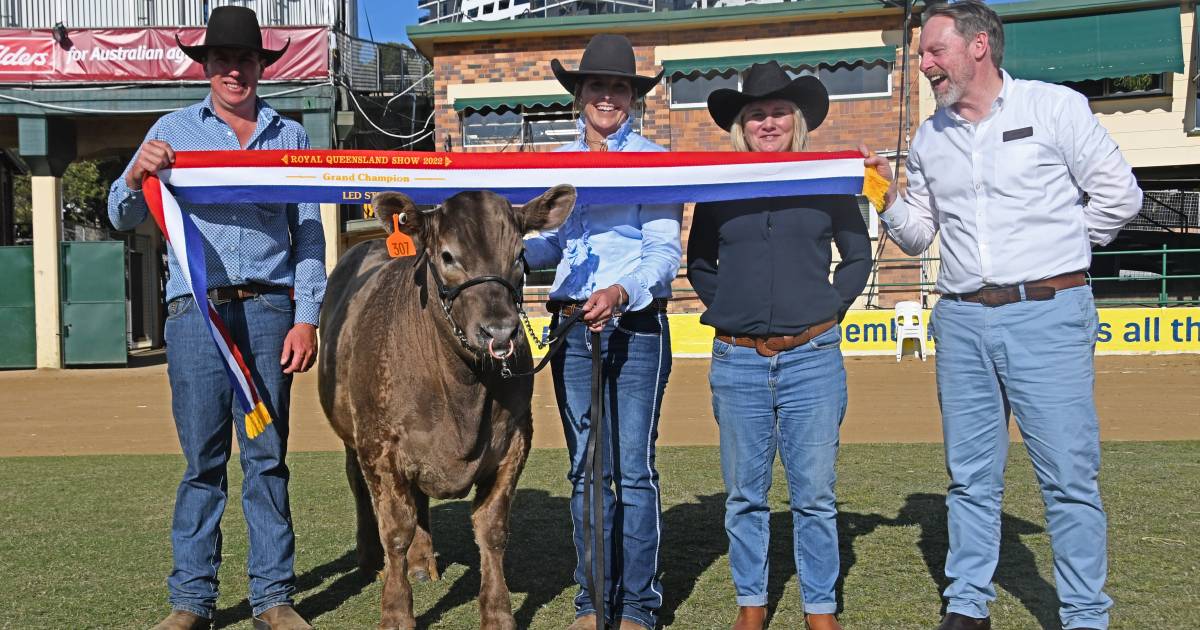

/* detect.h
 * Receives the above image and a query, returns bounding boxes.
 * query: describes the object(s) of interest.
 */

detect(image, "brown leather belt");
[716,318,837,358]
[549,297,669,318]
[207,282,294,304]
[941,272,1086,307]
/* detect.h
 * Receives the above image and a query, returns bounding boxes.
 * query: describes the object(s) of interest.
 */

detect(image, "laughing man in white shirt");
[863,2,1141,630]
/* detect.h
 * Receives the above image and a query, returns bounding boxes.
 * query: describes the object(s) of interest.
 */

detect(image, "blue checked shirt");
[108,95,326,326]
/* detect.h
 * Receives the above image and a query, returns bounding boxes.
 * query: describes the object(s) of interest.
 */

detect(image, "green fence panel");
[61,241,127,366]
[0,246,35,369]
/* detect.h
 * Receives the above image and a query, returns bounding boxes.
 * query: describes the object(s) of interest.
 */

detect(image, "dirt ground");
[0,354,1196,457]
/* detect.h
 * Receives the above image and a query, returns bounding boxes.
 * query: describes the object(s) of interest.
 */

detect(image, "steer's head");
[374,185,576,362]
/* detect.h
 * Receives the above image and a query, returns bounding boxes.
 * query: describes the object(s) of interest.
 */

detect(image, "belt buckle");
[976,286,1012,307]
[207,289,231,306]
[753,338,779,358]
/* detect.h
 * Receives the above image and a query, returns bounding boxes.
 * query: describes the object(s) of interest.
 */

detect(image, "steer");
[318,185,576,630]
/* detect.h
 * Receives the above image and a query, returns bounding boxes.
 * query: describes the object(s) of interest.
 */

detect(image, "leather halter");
[418,250,526,372]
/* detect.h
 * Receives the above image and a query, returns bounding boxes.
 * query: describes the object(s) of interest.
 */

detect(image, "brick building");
[410,2,928,315]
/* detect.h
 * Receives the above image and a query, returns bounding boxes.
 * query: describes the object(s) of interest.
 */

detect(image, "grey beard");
[934,80,965,109]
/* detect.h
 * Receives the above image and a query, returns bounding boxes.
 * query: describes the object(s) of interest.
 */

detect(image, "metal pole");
[1160,243,1168,306]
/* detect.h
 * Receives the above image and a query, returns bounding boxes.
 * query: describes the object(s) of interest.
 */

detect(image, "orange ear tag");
[387,214,416,258]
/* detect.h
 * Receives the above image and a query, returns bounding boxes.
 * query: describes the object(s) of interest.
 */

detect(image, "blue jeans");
[163,294,297,619]
[932,286,1110,630]
[709,325,847,614]
[551,308,671,629]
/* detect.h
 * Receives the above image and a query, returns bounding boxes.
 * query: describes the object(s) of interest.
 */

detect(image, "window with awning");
[1003,5,1184,84]
[452,93,580,148]
[665,46,897,107]
[452,93,573,112]
[662,46,896,77]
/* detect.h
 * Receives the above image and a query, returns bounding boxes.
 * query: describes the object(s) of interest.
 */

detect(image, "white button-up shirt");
[881,71,1142,294]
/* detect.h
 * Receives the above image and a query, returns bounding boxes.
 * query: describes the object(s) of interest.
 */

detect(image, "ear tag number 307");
[387,214,416,258]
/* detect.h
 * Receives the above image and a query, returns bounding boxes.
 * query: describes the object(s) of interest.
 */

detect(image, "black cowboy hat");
[707,60,829,132]
[176,6,290,67]
[551,34,663,98]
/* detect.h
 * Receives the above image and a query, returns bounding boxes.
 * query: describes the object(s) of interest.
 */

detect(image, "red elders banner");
[0,27,328,83]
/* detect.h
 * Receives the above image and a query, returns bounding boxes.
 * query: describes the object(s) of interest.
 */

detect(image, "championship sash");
[143,149,887,438]
[143,174,275,439]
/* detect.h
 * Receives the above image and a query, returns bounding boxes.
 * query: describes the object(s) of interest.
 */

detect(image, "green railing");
[1089,246,1200,307]
[526,247,1200,308]
[860,257,937,308]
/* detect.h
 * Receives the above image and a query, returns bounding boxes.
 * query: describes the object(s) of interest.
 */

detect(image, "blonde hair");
[729,101,809,152]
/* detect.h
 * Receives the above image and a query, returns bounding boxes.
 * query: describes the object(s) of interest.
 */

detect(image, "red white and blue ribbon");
[158,149,867,206]
[143,149,874,439]
[144,173,274,439]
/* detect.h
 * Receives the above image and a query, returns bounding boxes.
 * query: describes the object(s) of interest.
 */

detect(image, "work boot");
[936,613,991,630]
[732,606,766,630]
[252,605,313,630]
[151,610,211,630]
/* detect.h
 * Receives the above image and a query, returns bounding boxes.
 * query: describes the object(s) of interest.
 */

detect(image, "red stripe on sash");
[168,150,863,170]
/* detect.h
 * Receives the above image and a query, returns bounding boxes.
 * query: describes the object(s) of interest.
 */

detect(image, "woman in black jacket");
[686,61,871,630]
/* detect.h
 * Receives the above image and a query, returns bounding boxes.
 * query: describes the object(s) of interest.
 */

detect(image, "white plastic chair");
[894,300,927,362]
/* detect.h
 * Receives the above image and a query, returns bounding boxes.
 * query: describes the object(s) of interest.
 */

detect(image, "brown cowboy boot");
[252,605,313,630]
[567,614,600,630]
[805,613,843,630]
[732,606,766,630]
[150,610,211,630]
[616,618,651,629]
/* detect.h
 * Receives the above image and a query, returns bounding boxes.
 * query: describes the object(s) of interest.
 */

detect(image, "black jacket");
[686,194,872,336]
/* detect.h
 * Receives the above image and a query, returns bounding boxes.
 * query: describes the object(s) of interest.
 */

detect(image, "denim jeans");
[551,308,671,629]
[708,325,847,614]
[932,286,1110,630]
[163,294,297,619]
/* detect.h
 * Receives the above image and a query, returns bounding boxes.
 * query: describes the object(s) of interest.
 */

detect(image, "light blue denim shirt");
[107,95,326,326]
[524,117,683,311]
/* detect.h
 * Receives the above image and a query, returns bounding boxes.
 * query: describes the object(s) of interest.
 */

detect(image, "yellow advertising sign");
[524,308,1200,357]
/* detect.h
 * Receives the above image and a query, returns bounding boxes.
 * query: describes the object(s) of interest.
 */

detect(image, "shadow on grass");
[213,550,372,629]
[215,491,1058,629]
[410,488,577,628]
[834,493,1058,630]
[658,493,729,626]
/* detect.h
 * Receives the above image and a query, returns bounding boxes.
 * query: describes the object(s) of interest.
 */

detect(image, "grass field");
[1,442,1197,629]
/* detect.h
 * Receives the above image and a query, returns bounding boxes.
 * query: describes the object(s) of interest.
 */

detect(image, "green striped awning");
[1004,6,1184,83]
[453,93,573,112]
[663,45,896,77]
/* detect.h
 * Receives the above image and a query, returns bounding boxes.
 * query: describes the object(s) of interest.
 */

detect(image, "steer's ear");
[518,184,576,233]
[373,192,419,235]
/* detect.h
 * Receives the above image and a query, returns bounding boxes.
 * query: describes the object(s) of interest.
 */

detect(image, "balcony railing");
[416,0,793,25]
[335,32,432,97]
[0,0,341,28]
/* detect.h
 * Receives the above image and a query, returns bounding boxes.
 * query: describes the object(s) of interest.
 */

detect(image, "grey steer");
[318,185,576,629]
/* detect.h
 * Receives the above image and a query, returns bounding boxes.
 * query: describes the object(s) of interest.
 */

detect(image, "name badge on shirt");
[1002,126,1034,142]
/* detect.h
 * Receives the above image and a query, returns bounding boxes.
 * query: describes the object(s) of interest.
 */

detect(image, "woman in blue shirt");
[524,34,682,630]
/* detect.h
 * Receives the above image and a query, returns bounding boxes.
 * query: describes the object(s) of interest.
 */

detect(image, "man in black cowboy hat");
[107,7,322,630]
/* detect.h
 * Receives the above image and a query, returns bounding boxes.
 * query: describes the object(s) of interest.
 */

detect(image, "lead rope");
[501,306,585,379]
[505,308,605,629]
[583,330,606,630]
